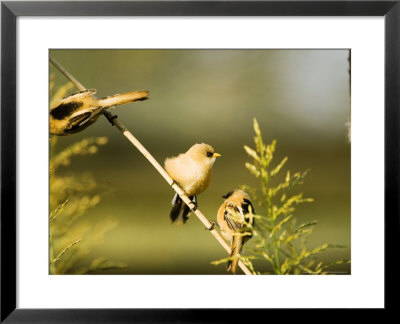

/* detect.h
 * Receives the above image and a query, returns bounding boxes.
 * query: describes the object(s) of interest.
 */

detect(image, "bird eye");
[206,152,213,158]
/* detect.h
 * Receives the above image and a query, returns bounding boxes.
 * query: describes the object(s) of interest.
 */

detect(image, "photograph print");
[49,49,351,275]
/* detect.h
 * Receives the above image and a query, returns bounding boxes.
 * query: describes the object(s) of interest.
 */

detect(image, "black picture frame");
[1,0,398,321]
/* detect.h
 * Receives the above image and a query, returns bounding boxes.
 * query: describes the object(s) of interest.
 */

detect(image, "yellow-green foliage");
[49,80,127,274]
[213,118,349,274]
[241,118,349,274]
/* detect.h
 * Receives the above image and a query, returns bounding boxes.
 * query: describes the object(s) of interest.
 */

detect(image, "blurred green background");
[49,49,350,274]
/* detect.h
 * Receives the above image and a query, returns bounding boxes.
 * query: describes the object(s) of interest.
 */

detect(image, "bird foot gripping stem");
[190,201,198,211]
[169,181,197,211]
[104,111,118,126]
[206,220,217,231]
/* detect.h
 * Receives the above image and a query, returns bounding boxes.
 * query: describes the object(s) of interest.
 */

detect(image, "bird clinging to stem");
[50,89,149,135]
[217,189,255,274]
[165,143,221,225]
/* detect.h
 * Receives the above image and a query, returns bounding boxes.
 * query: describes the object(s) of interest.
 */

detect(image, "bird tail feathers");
[98,90,149,108]
[170,193,192,225]
[227,235,243,274]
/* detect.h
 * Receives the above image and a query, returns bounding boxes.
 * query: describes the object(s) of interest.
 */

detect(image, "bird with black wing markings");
[217,189,255,274]
[50,89,148,135]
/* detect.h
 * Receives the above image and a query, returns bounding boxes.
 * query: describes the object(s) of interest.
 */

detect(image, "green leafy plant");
[214,118,350,274]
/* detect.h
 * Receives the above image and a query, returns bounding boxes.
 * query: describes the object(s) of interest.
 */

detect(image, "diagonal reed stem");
[49,56,252,275]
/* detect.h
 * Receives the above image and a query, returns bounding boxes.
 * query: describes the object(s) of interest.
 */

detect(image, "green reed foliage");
[217,118,349,274]
[49,80,127,274]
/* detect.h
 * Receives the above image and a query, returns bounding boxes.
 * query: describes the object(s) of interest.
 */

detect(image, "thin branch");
[51,239,81,264]
[49,57,252,275]
[50,57,86,91]
[50,198,69,222]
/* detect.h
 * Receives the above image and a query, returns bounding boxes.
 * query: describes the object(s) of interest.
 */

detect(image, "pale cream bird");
[50,89,149,135]
[165,143,221,224]
[217,189,255,274]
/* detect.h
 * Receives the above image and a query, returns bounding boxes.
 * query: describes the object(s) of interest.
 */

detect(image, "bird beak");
[213,153,221,158]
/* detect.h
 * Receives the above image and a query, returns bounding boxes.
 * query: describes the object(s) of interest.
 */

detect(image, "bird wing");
[224,204,246,231]
[224,199,255,231]
[242,198,255,225]
[50,100,85,120]
[68,111,93,128]
[65,106,103,133]
[50,89,98,120]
